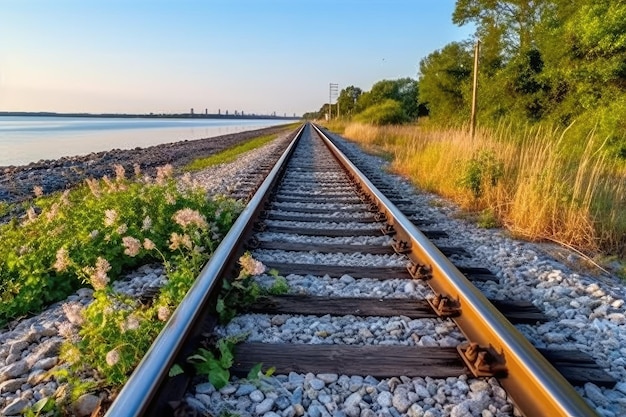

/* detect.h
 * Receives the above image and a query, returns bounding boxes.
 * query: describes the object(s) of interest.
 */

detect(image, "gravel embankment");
[1,125,624,417]
[0,123,294,204]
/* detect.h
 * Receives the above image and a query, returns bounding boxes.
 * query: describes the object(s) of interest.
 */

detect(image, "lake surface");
[0,116,292,166]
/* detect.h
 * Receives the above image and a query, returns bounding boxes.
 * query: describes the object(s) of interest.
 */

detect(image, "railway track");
[106,123,609,416]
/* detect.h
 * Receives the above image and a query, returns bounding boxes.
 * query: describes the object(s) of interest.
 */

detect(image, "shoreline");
[0,123,295,203]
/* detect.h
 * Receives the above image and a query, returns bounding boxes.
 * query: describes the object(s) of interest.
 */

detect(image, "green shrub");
[354,99,409,126]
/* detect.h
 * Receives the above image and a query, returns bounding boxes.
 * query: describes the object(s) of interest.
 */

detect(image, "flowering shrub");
[0,164,241,327]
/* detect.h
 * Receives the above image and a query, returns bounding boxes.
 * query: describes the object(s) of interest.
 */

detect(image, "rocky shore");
[0,123,294,203]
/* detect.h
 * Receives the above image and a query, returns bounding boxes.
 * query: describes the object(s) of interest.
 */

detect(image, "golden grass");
[341,122,626,257]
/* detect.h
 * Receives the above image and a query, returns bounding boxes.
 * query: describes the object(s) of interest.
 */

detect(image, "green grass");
[183,133,278,171]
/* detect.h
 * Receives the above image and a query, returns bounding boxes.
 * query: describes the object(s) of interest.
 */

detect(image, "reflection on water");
[0,116,291,166]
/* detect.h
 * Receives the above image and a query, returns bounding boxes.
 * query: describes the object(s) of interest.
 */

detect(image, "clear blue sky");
[0,0,474,116]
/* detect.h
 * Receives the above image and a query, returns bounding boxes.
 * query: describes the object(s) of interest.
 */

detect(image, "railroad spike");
[392,239,411,254]
[407,262,432,280]
[381,224,396,236]
[457,342,508,378]
[427,293,461,318]
[374,212,387,222]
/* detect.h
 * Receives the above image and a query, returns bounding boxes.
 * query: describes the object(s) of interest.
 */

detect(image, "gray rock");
[408,403,425,417]
[5,353,21,365]
[250,389,265,402]
[309,405,323,417]
[195,382,214,394]
[33,356,58,371]
[195,393,212,408]
[71,393,101,417]
[276,395,291,410]
[256,398,275,414]
[185,396,208,412]
[292,386,304,404]
[2,398,29,415]
[0,360,28,382]
[414,384,430,399]
[377,391,393,407]
[318,373,339,384]
[26,369,47,385]
[392,389,411,413]
[344,405,360,417]
[8,340,29,355]
[584,383,609,407]
[0,377,28,393]
[283,405,297,417]
[235,383,256,396]
[344,392,361,408]
[25,339,62,367]
[450,401,471,417]
[309,378,326,390]
[219,384,237,395]
[469,380,489,393]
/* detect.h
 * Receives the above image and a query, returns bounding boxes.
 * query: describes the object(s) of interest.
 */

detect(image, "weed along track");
[107,123,612,417]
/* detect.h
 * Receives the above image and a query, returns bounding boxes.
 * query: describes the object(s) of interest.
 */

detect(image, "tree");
[355,78,421,119]
[453,0,551,53]
[337,86,362,117]
[418,42,474,121]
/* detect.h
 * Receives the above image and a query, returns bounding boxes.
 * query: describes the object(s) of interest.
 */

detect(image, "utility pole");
[329,83,338,120]
[470,40,480,139]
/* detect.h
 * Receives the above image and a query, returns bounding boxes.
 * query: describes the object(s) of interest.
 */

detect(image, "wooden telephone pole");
[470,40,480,139]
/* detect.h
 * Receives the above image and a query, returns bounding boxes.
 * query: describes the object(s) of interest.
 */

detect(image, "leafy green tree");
[453,0,551,53]
[337,86,362,117]
[418,42,474,121]
[355,78,420,119]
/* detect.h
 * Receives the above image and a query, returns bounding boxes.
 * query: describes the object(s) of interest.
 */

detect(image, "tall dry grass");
[342,122,626,257]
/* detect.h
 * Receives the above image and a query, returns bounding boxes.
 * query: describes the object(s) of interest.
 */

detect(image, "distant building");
[190,108,194,115]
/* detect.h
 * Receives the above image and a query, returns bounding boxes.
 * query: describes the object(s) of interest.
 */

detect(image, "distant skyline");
[1,1,474,116]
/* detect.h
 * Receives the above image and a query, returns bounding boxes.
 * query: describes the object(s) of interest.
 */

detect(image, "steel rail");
[105,123,306,417]
[312,124,597,417]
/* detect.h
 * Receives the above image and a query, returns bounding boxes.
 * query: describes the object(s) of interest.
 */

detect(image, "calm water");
[0,116,291,166]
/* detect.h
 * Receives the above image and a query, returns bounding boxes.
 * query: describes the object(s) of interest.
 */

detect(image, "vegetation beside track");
[183,122,301,172]
[323,121,626,263]
[0,165,245,412]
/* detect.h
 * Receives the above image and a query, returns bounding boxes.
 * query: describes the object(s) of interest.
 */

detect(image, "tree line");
[305,0,626,158]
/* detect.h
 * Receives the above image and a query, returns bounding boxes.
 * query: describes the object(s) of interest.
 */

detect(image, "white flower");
[104,209,118,227]
[53,248,71,272]
[106,349,120,366]
[141,216,152,231]
[239,253,266,277]
[122,236,141,257]
[143,238,156,250]
[173,208,208,230]
[157,306,171,322]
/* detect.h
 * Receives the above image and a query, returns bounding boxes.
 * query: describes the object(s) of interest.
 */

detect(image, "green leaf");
[216,297,225,313]
[247,362,263,380]
[32,397,51,412]
[218,340,234,368]
[208,366,230,389]
[264,366,276,377]
[168,364,185,377]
